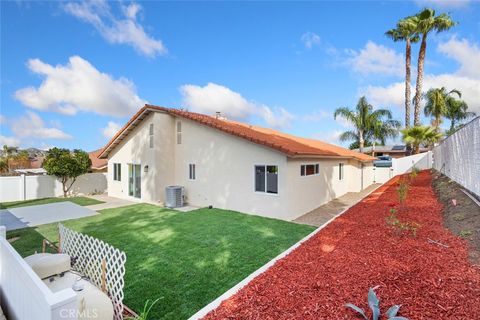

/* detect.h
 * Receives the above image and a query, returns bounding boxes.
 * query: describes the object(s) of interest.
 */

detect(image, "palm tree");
[411,8,456,126]
[385,16,419,128]
[402,126,442,154]
[444,96,475,134]
[424,87,461,131]
[334,96,401,152]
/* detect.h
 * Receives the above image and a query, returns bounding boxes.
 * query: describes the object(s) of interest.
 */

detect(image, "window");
[339,163,344,180]
[300,164,319,176]
[176,121,182,144]
[189,164,196,180]
[113,163,121,181]
[149,123,154,148]
[255,165,278,194]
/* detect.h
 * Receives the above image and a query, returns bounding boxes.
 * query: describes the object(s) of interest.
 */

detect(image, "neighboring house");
[354,145,429,158]
[98,105,376,220]
[89,149,108,172]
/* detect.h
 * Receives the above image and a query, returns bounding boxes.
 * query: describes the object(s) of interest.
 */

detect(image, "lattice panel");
[59,224,127,320]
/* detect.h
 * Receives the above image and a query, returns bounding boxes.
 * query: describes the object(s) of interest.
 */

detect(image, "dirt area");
[432,171,480,264]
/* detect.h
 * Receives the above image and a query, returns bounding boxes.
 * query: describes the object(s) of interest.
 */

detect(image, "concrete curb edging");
[188,184,383,320]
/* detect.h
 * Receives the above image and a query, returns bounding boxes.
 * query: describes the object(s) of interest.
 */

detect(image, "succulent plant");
[345,287,408,320]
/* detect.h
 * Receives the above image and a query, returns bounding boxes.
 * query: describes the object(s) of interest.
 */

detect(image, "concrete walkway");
[294,183,381,227]
[1,202,97,231]
[85,194,137,211]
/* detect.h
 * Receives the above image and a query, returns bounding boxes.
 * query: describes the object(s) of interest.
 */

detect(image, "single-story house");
[98,105,375,220]
[354,145,429,158]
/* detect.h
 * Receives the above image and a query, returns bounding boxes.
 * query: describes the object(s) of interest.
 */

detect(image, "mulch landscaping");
[204,171,480,319]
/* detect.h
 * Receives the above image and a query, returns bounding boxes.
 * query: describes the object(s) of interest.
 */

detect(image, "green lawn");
[7,204,315,320]
[0,196,103,209]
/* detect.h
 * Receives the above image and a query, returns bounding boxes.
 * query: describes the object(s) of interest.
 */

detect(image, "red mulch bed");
[204,171,480,319]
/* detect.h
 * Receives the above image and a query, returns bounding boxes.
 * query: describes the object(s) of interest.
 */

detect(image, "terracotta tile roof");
[99,105,375,162]
[89,149,108,169]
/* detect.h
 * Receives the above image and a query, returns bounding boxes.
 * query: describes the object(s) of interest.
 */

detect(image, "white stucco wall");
[106,110,375,220]
[107,112,175,203]
[173,118,290,219]
[285,159,350,219]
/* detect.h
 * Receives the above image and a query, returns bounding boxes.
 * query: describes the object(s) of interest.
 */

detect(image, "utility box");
[165,186,184,208]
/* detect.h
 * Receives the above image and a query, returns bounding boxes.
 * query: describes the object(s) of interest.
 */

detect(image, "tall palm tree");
[444,96,475,134]
[424,87,460,131]
[411,8,456,126]
[402,126,442,154]
[334,96,400,152]
[385,16,419,128]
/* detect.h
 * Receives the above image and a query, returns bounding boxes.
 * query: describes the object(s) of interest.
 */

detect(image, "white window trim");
[339,162,345,181]
[300,163,320,177]
[253,164,279,196]
[113,163,122,182]
[189,163,196,180]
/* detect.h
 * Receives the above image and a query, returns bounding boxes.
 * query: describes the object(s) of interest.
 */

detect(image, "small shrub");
[459,230,473,238]
[397,180,409,209]
[126,298,161,320]
[345,287,408,320]
[410,167,419,180]
[386,206,420,237]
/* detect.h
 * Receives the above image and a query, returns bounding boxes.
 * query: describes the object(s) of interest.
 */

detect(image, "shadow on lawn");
[55,204,313,320]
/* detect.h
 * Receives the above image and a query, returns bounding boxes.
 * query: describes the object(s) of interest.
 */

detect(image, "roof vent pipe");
[215,111,221,119]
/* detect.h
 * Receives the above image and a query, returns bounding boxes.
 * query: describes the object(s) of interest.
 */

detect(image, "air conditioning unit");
[165,186,184,208]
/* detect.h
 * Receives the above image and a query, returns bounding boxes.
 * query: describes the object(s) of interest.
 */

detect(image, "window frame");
[254,164,279,195]
[176,121,182,144]
[189,163,196,180]
[113,163,121,181]
[339,163,344,181]
[149,123,154,148]
[300,163,320,177]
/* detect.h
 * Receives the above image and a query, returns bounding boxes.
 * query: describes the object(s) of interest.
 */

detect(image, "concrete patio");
[85,194,137,211]
[294,183,381,226]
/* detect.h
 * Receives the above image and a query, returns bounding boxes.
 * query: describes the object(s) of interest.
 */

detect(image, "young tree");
[43,148,91,197]
[401,126,442,154]
[444,95,475,134]
[385,16,419,128]
[334,97,400,152]
[424,87,461,131]
[411,8,456,126]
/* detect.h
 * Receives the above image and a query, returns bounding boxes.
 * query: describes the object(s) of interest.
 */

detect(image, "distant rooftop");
[354,145,429,153]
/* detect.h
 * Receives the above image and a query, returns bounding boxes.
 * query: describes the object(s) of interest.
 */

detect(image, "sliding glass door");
[128,164,141,198]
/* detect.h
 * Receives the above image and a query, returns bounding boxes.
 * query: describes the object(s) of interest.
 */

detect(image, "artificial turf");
[7,204,315,319]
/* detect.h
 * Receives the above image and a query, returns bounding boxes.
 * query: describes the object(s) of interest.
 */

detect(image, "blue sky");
[1,0,479,151]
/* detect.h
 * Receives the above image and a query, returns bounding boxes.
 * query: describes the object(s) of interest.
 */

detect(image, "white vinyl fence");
[0,173,107,203]
[373,151,433,183]
[0,227,77,320]
[433,117,480,197]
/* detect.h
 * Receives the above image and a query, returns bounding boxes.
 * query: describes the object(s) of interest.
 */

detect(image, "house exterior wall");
[285,159,350,219]
[107,112,175,203]
[173,118,290,219]
[106,111,375,220]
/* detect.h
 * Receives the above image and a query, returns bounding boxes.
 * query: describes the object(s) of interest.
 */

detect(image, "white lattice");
[59,224,127,320]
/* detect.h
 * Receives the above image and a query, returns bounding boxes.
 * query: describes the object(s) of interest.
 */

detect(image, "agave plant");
[345,288,408,320]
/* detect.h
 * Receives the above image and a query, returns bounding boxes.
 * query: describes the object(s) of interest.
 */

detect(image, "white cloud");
[362,38,480,114]
[0,135,21,147]
[11,111,72,140]
[102,121,122,139]
[414,0,471,9]
[438,37,480,78]
[15,56,146,117]
[301,32,320,49]
[258,106,294,129]
[63,1,166,57]
[301,110,330,122]
[312,130,344,145]
[347,41,404,77]
[180,82,294,129]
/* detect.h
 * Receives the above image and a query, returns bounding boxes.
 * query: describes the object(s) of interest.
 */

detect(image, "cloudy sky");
[1,0,479,151]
